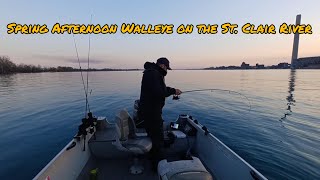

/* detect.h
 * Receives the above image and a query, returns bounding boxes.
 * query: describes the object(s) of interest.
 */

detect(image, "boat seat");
[115,109,152,154]
[158,156,213,180]
[124,138,152,154]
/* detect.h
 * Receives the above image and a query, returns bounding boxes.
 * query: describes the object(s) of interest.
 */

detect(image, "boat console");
[172,114,197,136]
[162,115,198,161]
[159,115,213,180]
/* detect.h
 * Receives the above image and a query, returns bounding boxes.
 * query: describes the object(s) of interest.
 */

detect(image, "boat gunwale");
[33,129,94,180]
[186,116,268,180]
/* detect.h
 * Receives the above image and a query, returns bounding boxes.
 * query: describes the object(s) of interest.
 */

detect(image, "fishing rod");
[72,15,93,118]
[72,15,96,152]
[86,14,93,113]
[72,34,89,118]
[173,88,252,111]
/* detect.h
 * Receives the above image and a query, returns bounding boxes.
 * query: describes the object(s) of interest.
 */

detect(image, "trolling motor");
[75,112,97,151]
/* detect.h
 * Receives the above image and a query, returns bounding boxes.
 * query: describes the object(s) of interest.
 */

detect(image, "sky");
[0,0,319,69]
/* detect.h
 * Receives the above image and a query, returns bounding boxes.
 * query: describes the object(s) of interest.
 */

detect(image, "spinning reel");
[173,95,180,100]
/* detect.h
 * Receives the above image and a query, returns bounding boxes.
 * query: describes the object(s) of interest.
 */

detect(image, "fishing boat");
[32,17,267,179]
[33,100,268,180]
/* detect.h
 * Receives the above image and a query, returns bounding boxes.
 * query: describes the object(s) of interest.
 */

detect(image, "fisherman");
[138,57,182,170]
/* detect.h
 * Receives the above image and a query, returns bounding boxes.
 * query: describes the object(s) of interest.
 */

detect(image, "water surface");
[0,70,319,180]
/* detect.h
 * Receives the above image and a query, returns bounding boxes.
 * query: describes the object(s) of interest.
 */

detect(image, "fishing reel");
[74,112,98,151]
[173,95,180,100]
[76,112,97,137]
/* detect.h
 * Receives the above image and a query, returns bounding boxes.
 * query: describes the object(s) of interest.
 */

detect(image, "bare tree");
[0,56,17,74]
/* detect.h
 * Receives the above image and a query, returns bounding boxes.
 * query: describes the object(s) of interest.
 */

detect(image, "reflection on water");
[287,69,296,109]
[0,74,17,97]
[0,74,16,87]
[281,70,296,121]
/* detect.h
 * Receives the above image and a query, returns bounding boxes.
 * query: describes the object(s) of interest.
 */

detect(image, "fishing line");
[172,88,253,121]
[186,95,251,120]
[181,88,252,111]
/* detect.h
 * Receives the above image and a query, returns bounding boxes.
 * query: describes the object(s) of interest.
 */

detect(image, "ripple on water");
[0,70,319,180]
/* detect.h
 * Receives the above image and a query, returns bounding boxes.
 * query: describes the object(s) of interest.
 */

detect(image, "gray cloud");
[32,54,111,64]
[64,58,105,64]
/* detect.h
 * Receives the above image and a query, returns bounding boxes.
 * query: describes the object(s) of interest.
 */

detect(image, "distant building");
[241,62,250,69]
[277,63,290,69]
[255,63,265,69]
[296,56,320,68]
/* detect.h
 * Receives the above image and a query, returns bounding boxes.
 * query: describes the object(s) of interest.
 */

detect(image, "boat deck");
[34,116,268,180]
[77,156,158,180]
[77,121,201,180]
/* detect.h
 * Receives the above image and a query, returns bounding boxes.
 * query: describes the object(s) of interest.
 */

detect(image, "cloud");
[64,58,105,64]
[32,54,110,64]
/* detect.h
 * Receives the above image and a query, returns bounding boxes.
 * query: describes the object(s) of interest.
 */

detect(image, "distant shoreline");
[0,56,145,75]
[1,56,319,75]
[2,68,320,75]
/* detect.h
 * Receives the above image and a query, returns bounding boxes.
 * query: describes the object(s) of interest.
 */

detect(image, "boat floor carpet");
[77,156,158,180]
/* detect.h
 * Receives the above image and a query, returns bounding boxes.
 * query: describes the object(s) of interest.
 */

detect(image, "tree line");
[0,56,139,75]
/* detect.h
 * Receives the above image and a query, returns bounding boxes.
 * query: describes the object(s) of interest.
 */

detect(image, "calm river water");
[0,70,319,179]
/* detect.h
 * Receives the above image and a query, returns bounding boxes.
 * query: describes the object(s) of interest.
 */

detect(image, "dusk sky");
[1,0,319,69]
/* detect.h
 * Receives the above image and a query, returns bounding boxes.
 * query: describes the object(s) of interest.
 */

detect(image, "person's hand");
[175,89,182,95]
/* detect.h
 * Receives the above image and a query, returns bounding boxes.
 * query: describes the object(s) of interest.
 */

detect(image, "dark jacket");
[139,62,176,125]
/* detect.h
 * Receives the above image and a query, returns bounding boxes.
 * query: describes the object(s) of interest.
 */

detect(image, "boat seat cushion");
[158,156,213,180]
[123,137,152,154]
